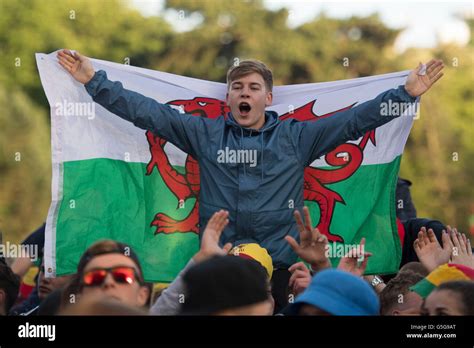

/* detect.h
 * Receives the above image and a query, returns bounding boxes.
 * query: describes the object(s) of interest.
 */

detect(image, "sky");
[130,0,472,53]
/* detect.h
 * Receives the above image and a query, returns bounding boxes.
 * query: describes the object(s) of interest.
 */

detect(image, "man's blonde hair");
[226,59,273,92]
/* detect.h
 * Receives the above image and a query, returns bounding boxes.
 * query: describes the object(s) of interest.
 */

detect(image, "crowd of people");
[2,51,468,317]
[1,187,473,316]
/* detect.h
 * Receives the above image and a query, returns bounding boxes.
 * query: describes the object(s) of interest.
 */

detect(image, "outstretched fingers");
[285,235,300,253]
[417,227,426,247]
[467,237,473,256]
[294,209,310,241]
[215,210,229,232]
[429,72,444,86]
[441,229,454,252]
[450,226,462,251]
[57,50,78,73]
[426,59,444,75]
[58,50,77,63]
[427,228,437,244]
[73,51,87,62]
[223,242,233,253]
[418,59,444,88]
[206,210,229,237]
[414,239,421,253]
[454,228,468,254]
[58,59,73,72]
[302,206,313,233]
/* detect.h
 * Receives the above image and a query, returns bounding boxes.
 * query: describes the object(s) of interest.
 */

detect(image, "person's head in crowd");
[181,255,272,315]
[289,269,379,316]
[74,240,150,308]
[398,261,429,277]
[229,243,273,278]
[229,243,275,313]
[421,281,474,315]
[37,261,73,301]
[410,263,474,300]
[380,270,424,315]
[60,295,147,315]
[0,263,21,315]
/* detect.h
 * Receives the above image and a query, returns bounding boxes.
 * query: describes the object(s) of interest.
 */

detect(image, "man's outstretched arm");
[57,49,212,157]
[294,60,444,165]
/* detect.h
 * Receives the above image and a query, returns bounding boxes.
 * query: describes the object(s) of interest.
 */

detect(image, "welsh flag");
[36,51,417,281]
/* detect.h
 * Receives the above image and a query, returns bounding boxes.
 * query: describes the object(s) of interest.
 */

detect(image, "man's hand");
[449,227,474,268]
[285,206,331,272]
[57,49,95,84]
[404,59,444,97]
[413,226,453,272]
[337,237,372,277]
[363,275,386,294]
[288,262,312,296]
[193,210,233,263]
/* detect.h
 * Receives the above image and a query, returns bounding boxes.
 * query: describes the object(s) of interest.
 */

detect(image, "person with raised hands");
[57,48,445,275]
[286,206,375,276]
[150,210,275,315]
[449,227,474,268]
[337,237,372,277]
[414,225,473,272]
[285,206,331,273]
[150,210,232,315]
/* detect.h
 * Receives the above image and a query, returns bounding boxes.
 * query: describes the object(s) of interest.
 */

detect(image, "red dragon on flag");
[145,97,376,243]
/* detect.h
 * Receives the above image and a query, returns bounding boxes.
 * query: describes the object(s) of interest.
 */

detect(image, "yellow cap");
[23,266,39,286]
[229,243,273,279]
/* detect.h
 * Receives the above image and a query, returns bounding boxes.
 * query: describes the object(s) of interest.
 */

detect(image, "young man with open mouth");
[57,50,444,305]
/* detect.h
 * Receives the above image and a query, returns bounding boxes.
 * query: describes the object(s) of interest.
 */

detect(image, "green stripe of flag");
[54,156,401,281]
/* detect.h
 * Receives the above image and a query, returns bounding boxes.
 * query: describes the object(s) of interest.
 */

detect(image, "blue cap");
[293,269,379,315]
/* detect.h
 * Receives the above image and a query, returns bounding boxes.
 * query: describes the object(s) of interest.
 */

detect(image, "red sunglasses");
[82,266,142,287]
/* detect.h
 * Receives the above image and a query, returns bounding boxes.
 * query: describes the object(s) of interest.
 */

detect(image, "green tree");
[399,42,473,233]
[0,0,172,242]
[0,86,51,243]
[0,0,172,109]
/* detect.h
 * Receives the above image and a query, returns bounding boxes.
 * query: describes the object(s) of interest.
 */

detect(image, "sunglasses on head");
[82,266,142,287]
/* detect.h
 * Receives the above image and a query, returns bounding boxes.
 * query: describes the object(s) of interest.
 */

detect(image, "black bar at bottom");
[0,315,472,346]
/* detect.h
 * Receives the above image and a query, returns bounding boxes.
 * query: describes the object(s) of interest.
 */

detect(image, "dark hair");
[77,240,142,275]
[76,240,144,292]
[436,281,474,315]
[0,264,21,313]
[399,262,429,277]
[226,59,273,92]
[380,270,424,315]
[181,255,269,315]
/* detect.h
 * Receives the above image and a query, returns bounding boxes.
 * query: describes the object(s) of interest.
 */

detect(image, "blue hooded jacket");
[85,70,416,268]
